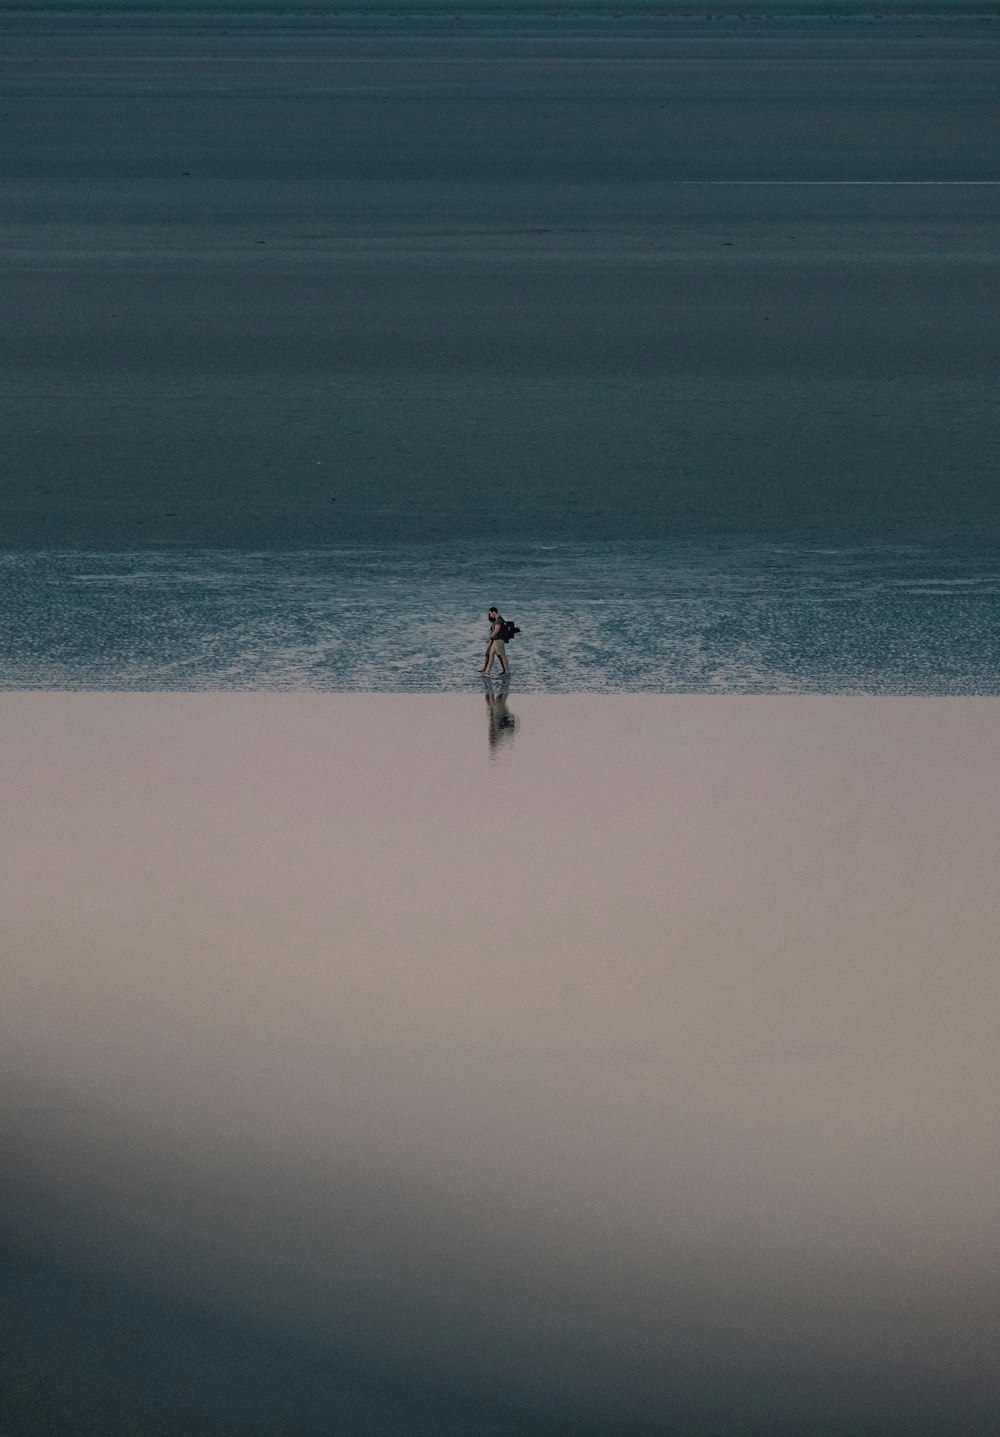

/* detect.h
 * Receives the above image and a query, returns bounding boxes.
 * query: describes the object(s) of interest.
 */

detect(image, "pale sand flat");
[2,692,998,1431]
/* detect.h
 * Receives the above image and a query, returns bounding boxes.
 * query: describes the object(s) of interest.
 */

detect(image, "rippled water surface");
[4,539,999,693]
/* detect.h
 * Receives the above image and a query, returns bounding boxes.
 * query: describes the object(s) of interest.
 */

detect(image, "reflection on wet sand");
[2,694,999,1434]
[484,677,518,754]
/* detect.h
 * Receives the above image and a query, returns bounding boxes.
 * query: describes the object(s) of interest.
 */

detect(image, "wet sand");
[3,693,999,1432]
[3,15,1000,544]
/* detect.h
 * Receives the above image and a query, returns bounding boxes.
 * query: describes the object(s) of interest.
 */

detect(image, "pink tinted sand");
[2,694,999,1421]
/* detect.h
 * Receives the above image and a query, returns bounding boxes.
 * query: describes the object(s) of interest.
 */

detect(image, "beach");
[3,692,1000,1433]
[4,7,1000,1431]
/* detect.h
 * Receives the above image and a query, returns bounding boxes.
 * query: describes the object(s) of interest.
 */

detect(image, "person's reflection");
[484,676,517,753]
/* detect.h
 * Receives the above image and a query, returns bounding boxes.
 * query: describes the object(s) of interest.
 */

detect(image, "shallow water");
[4,538,1000,693]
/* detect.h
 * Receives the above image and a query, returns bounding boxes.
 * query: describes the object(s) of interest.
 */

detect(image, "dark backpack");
[499,619,520,643]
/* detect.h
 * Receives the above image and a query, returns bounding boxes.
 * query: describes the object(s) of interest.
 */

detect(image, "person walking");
[480,606,510,677]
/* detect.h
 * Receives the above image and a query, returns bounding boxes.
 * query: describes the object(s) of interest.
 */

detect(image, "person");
[480,606,510,677]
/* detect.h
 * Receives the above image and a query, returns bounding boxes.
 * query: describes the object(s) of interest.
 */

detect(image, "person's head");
[488,607,499,620]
